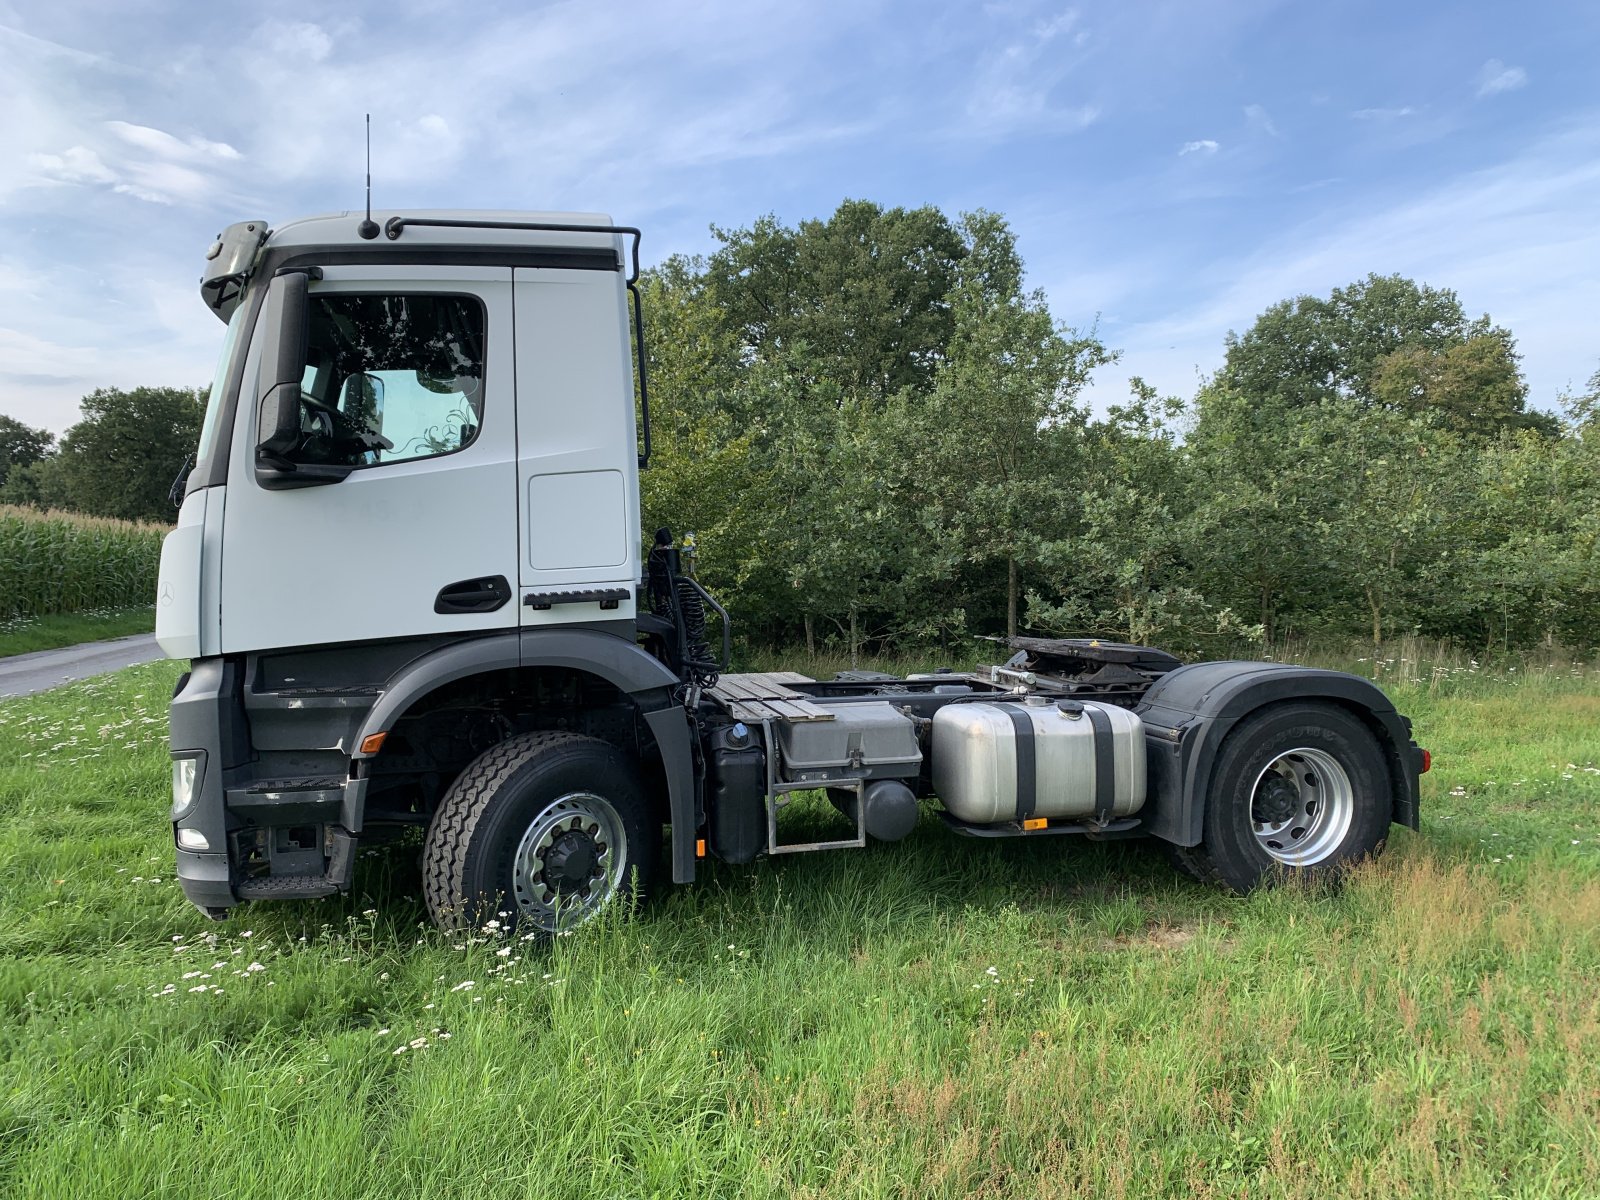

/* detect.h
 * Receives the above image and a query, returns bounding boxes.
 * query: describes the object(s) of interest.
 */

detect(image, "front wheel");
[1179,702,1391,893]
[422,732,659,935]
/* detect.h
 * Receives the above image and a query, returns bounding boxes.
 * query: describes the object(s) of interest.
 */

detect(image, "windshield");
[193,300,249,475]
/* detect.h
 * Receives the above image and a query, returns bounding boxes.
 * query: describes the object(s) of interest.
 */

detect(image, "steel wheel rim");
[511,791,627,932]
[1249,747,1354,866]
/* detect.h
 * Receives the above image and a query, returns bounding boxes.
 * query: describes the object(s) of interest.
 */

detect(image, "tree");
[0,415,54,491]
[642,203,982,654]
[1027,379,1252,651]
[47,386,204,522]
[1371,332,1557,438]
[705,199,967,404]
[1217,273,1550,439]
[915,211,1113,637]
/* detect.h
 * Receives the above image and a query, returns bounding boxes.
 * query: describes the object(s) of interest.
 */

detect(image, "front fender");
[1135,661,1422,846]
[349,627,700,883]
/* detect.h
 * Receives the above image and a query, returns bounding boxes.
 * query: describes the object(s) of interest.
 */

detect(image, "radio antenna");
[357,113,380,240]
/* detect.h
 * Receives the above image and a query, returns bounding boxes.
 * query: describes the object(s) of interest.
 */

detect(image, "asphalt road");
[0,634,168,699]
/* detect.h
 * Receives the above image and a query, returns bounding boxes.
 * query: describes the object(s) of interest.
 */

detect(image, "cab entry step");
[707,672,835,723]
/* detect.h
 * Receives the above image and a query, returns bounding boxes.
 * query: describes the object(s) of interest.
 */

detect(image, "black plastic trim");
[523,587,631,611]
[187,284,268,494]
[272,246,620,275]
[171,657,252,912]
[436,575,512,614]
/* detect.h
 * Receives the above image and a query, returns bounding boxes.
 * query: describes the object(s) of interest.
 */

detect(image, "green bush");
[0,505,166,619]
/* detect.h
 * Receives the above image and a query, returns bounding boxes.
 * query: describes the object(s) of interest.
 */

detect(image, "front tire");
[422,732,659,934]
[1181,702,1391,894]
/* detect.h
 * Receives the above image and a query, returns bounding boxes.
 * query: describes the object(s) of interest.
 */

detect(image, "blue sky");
[2,0,1596,434]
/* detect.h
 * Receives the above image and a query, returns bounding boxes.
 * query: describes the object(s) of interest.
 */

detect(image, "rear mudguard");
[1134,661,1423,846]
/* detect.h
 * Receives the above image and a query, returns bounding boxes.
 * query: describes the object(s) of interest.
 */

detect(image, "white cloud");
[25,126,237,205]
[259,20,333,64]
[108,120,240,161]
[1032,9,1080,39]
[965,3,1099,135]
[1179,139,1218,156]
[1352,106,1416,121]
[28,146,117,185]
[1244,104,1279,137]
[1476,59,1527,97]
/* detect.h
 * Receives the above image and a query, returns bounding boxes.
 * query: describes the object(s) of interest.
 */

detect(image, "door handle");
[434,575,511,614]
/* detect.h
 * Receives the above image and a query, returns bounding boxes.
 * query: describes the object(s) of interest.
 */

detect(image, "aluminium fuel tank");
[930,698,1146,824]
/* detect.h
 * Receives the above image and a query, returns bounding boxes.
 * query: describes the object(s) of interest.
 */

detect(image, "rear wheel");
[422,732,658,934]
[1178,703,1390,893]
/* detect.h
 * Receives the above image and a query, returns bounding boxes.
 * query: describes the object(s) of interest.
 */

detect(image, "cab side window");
[292,292,486,469]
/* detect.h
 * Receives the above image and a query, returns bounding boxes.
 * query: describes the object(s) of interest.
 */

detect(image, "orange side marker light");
[1022,818,1048,831]
[360,732,388,755]
[696,838,706,858]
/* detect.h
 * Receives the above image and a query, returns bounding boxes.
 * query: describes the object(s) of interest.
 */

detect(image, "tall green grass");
[0,506,166,620]
[2,659,1596,1197]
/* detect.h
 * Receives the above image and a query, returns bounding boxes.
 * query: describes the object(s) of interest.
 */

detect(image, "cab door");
[218,266,520,653]
[512,267,640,627]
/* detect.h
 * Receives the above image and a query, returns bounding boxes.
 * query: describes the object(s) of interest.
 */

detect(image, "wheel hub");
[1252,773,1300,824]
[541,829,601,893]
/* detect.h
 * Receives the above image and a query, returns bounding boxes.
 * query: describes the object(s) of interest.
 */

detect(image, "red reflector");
[1420,749,1431,774]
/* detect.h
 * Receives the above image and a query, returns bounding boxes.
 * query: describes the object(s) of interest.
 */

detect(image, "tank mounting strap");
[1085,705,1116,822]
[1000,704,1037,820]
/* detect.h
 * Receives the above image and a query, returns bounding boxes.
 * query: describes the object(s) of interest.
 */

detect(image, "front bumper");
[170,658,248,914]
[176,849,236,915]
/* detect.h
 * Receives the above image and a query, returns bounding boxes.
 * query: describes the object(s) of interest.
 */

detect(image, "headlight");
[171,753,205,822]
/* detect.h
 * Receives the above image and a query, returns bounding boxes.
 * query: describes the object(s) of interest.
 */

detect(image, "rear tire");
[422,732,659,934]
[1178,702,1390,894]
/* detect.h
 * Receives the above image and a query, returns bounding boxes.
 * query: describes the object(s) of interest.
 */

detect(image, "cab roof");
[266,209,622,256]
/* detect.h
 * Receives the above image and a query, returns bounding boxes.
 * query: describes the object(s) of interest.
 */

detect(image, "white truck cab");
[161,211,1426,936]
[160,211,643,661]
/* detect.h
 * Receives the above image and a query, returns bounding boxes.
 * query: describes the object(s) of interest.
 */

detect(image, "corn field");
[0,506,166,619]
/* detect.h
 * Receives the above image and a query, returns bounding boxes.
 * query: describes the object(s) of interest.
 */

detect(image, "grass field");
[1,650,1597,1198]
[0,606,155,659]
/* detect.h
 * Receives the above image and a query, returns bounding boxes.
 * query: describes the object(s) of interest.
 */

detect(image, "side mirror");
[256,269,309,460]
[254,269,351,489]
